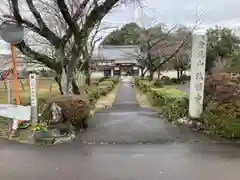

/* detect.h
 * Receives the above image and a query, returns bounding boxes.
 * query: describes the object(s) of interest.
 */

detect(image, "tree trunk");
[71,78,80,94]
[54,75,64,95]
[84,59,91,86]
[85,74,91,86]
[140,68,145,79]
[54,69,80,95]
[157,69,161,80]
[180,70,183,78]
[149,70,154,81]
[177,70,180,79]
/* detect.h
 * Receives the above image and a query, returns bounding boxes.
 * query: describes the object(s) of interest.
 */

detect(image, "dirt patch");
[134,87,152,108]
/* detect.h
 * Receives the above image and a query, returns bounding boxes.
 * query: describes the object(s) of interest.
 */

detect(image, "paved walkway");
[1,77,240,180]
[76,77,209,144]
[174,81,190,94]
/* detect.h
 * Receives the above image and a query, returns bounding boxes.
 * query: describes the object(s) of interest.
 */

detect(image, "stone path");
[75,77,210,144]
[174,81,190,94]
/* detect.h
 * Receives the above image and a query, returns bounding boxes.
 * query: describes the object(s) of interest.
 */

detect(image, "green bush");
[170,78,182,84]
[202,101,240,138]
[99,77,110,82]
[136,79,151,92]
[16,77,119,111]
[153,79,164,88]
[148,87,188,121]
[135,77,188,122]
[86,77,119,106]
[99,80,114,88]
[161,76,173,85]
[87,89,100,105]
[161,97,189,121]
[180,74,190,81]
[109,76,119,84]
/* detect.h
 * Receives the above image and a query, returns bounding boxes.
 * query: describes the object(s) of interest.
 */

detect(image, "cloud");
[103,0,240,30]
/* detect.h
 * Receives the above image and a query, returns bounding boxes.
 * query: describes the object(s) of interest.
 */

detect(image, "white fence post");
[189,34,207,119]
[29,73,38,125]
[7,80,11,104]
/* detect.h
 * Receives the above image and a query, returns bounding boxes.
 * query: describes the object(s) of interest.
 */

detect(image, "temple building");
[93,45,141,76]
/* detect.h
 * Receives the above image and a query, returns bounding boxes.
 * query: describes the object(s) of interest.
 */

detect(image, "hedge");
[135,77,188,122]
[86,76,119,105]
[135,76,240,139]
[16,76,119,110]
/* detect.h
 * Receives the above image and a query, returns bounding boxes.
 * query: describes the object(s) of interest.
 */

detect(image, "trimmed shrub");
[161,76,173,85]
[16,77,119,113]
[153,79,164,88]
[148,87,188,121]
[99,77,109,82]
[136,79,151,92]
[86,77,119,106]
[135,77,188,122]
[170,78,182,84]
[180,74,190,81]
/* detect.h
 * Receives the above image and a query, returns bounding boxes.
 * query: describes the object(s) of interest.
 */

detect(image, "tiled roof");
[97,45,141,61]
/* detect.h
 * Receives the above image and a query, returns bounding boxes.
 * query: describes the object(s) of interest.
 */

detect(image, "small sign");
[29,73,37,106]
[0,104,31,121]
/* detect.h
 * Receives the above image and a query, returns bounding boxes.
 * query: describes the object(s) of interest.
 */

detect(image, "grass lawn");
[151,87,187,98]
[0,78,60,104]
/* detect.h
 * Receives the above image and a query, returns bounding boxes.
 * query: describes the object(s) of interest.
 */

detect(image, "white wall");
[145,70,191,79]
[91,71,104,78]
[91,70,190,79]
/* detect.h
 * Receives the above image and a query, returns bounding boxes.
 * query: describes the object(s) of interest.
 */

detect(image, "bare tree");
[0,0,135,94]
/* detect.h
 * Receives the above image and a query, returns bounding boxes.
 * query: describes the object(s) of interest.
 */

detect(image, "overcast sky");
[100,0,240,35]
[1,0,240,54]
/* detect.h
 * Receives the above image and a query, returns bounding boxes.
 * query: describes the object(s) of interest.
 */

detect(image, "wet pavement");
[175,81,190,94]
[1,77,240,180]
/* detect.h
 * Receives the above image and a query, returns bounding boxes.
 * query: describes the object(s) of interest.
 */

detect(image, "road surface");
[0,77,240,180]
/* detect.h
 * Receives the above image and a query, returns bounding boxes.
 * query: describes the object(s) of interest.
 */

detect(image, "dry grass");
[134,87,152,108]
[94,84,119,111]
[0,78,60,104]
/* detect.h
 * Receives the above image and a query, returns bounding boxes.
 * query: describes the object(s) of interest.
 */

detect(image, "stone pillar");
[189,34,207,119]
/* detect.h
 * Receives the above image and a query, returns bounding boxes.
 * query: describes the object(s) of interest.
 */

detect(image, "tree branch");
[153,38,188,71]
[62,0,90,45]
[78,0,119,44]
[15,41,59,71]
[56,0,80,44]
[10,0,61,46]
